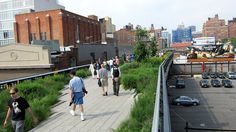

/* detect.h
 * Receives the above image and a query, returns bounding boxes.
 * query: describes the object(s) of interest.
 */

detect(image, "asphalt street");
[168,75,236,132]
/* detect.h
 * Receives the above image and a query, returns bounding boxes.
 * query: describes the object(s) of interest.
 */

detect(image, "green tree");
[221,38,236,47]
[230,38,236,47]
[134,28,149,62]
[221,38,229,43]
[149,37,157,57]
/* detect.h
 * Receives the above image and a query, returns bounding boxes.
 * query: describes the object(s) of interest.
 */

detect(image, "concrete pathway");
[29,76,135,132]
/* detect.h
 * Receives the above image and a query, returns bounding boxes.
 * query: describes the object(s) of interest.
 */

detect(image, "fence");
[152,53,173,132]
[0,64,89,90]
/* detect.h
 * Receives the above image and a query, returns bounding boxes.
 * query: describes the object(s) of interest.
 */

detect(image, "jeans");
[113,78,120,95]
[12,120,24,132]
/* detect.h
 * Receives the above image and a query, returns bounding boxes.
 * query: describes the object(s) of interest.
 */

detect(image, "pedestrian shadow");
[85,111,119,120]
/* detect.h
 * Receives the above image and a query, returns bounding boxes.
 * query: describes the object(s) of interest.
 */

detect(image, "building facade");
[160,30,171,48]
[172,24,192,43]
[114,29,135,46]
[99,16,116,44]
[14,9,101,48]
[0,0,64,46]
[203,14,228,41]
[228,18,236,38]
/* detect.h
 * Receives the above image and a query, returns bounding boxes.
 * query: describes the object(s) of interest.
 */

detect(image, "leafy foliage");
[149,37,158,57]
[134,28,149,62]
[0,69,90,132]
[76,68,91,78]
[117,55,166,132]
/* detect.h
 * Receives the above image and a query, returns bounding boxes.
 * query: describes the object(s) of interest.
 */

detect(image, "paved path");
[30,76,135,132]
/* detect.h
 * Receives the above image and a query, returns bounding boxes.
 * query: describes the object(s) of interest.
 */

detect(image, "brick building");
[228,18,236,38]
[14,9,101,48]
[203,14,228,41]
[114,29,135,45]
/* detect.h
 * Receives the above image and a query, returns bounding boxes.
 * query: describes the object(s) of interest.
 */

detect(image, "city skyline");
[58,0,236,32]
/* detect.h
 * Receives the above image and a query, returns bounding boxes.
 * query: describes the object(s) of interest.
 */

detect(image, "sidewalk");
[29,76,134,132]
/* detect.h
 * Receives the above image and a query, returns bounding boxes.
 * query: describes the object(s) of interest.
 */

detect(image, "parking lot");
[168,75,236,132]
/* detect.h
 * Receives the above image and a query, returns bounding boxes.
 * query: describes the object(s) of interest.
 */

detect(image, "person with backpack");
[111,61,121,96]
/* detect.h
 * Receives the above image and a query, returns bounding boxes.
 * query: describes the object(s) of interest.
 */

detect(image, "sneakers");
[70,110,75,116]
[81,113,85,121]
[81,115,85,121]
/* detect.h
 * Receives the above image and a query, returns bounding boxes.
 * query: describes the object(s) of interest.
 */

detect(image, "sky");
[58,0,236,32]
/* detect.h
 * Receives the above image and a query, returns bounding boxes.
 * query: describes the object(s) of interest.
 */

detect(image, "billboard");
[192,37,215,46]
[187,41,235,62]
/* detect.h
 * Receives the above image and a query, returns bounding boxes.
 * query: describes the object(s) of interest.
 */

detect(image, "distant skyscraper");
[0,0,64,46]
[189,26,196,32]
[161,30,171,48]
[172,24,192,43]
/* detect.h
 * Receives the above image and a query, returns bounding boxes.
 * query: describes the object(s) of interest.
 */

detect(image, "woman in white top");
[89,62,95,78]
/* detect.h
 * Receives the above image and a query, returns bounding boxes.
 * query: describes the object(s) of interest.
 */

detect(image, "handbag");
[94,70,97,75]
[98,79,102,87]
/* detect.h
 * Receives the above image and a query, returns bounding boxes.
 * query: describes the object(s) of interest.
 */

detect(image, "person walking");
[111,62,121,96]
[89,62,95,78]
[68,70,87,121]
[98,64,109,96]
[94,61,101,78]
[3,87,38,132]
[115,56,120,66]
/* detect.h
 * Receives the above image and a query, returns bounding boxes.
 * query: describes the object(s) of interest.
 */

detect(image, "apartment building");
[202,14,228,41]
[0,0,64,46]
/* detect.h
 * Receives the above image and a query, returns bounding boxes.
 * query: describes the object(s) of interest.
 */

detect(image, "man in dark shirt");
[111,62,121,96]
[3,87,38,132]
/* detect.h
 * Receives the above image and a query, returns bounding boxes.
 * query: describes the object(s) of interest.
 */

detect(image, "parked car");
[200,80,210,88]
[175,79,185,88]
[211,79,221,87]
[172,96,200,106]
[202,72,209,79]
[226,72,236,79]
[222,79,233,88]
[210,72,217,78]
[218,72,225,79]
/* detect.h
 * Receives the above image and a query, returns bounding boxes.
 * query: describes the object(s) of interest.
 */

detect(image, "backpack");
[113,66,120,77]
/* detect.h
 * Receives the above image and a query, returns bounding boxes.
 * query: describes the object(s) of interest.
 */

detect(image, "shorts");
[12,120,24,132]
[101,78,108,87]
[73,92,84,105]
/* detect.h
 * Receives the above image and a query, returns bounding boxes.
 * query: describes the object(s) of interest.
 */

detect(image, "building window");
[40,32,46,40]
[3,31,8,38]
[31,33,36,40]
[76,24,80,43]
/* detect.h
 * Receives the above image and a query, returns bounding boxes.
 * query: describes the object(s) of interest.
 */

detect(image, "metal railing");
[0,64,90,90]
[152,53,173,132]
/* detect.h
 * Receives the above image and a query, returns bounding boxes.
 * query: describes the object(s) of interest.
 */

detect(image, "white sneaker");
[81,115,85,121]
[70,110,75,116]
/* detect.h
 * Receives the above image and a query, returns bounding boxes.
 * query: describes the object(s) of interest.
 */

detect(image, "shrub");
[117,54,167,132]
[76,68,91,78]
[121,74,138,90]
[17,82,47,100]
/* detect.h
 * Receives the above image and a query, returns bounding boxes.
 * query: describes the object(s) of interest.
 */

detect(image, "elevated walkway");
[29,76,134,132]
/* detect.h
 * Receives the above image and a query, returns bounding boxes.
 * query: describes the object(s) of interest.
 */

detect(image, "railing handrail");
[152,53,173,132]
[152,63,162,132]
[0,64,89,87]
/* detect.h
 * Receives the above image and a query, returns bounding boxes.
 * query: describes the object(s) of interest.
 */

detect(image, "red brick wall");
[228,19,236,38]
[114,29,135,45]
[202,15,228,40]
[14,9,101,47]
